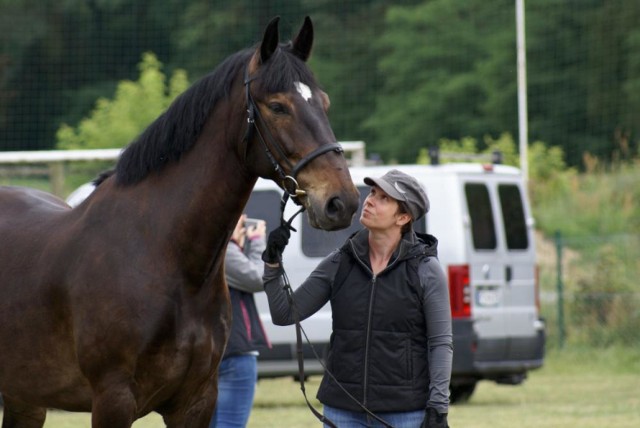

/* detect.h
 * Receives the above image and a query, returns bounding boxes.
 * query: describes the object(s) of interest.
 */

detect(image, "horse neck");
[127,104,256,284]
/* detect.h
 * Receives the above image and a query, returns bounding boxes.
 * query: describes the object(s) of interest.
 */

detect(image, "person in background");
[210,214,270,428]
[262,169,452,428]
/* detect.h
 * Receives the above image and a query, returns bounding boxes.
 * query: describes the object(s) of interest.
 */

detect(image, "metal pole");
[555,230,565,348]
[516,0,529,186]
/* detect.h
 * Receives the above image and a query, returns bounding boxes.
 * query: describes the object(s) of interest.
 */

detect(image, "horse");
[0,16,359,428]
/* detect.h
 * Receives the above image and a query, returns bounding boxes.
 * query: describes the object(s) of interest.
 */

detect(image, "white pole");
[516,0,529,185]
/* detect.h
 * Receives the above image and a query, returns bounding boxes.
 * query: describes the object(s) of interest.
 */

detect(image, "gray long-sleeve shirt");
[225,237,265,293]
[263,230,453,414]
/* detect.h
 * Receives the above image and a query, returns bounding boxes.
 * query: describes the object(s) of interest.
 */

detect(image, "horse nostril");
[325,196,346,220]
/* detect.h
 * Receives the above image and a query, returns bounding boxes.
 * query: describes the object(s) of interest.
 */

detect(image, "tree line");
[1,0,638,168]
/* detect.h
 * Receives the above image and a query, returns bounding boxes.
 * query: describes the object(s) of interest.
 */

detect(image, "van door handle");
[505,266,512,283]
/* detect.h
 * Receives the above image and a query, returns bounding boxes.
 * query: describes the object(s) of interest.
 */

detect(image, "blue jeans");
[323,405,425,428]
[209,354,258,428]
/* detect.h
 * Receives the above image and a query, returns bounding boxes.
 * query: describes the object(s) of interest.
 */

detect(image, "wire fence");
[539,231,640,349]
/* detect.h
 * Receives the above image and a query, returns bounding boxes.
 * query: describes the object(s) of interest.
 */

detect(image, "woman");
[210,215,270,428]
[262,169,452,428]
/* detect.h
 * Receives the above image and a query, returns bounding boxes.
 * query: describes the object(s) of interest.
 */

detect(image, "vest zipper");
[348,240,406,407]
[363,273,376,406]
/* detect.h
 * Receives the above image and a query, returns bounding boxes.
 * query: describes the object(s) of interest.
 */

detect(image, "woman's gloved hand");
[421,408,449,428]
[261,225,291,264]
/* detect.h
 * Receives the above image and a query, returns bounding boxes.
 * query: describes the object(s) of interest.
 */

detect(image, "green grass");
[3,347,639,427]
[449,347,640,428]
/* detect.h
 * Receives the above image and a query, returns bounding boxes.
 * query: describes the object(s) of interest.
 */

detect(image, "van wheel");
[450,382,476,404]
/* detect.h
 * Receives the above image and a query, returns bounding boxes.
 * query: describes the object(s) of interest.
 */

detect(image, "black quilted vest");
[317,229,435,412]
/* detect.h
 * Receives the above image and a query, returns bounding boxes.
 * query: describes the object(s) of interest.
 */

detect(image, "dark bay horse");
[0,17,359,428]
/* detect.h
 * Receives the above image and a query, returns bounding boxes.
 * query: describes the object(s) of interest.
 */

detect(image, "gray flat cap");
[364,169,429,220]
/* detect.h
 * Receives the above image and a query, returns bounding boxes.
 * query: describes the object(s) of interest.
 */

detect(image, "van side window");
[465,183,497,250]
[244,190,282,233]
[300,185,427,257]
[498,184,529,250]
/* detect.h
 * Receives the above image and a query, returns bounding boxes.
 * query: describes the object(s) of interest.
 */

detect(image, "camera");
[243,218,260,229]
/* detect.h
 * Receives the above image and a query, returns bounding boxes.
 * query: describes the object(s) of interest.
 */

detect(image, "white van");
[66,161,545,403]
[243,162,545,402]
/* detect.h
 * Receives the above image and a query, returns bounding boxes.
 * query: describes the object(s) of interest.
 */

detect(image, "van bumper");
[452,318,546,385]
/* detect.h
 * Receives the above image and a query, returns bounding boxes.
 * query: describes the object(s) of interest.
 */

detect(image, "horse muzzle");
[305,187,359,231]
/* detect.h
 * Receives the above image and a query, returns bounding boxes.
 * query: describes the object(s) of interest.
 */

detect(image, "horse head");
[241,16,360,231]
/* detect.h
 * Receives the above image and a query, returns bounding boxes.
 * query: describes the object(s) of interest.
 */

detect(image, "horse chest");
[126,309,227,412]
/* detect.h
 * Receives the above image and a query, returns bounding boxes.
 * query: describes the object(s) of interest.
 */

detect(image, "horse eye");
[268,102,288,115]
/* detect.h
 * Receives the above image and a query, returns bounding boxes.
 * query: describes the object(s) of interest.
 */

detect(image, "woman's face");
[359,186,409,231]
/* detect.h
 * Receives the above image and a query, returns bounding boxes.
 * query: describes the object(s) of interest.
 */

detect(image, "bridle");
[242,65,344,224]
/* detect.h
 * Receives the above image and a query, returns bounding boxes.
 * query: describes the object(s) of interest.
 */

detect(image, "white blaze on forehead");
[294,81,313,102]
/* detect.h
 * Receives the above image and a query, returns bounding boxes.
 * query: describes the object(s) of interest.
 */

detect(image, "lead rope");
[278,196,337,427]
[277,196,395,428]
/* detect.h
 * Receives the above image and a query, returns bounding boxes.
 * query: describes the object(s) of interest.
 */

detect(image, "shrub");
[56,52,189,150]
[567,239,640,346]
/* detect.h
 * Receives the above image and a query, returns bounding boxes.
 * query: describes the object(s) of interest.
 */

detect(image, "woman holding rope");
[262,170,452,428]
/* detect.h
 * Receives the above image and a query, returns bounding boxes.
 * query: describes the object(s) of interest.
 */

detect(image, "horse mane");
[92,169,115,186]
[114,41,319,186]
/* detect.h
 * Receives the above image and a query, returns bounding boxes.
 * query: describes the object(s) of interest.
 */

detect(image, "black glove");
[261,225,291,264]
[421,408,449,428]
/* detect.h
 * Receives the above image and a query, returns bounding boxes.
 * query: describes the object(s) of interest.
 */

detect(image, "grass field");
[2,346,638,427]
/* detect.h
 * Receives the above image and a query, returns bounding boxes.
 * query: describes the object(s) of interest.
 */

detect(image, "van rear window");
[498,184,529,250]
[465,183,497,250]
[301,185,426,257]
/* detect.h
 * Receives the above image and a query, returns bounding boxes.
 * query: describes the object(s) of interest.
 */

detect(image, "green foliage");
[483,133,520,166]
[56,53,188,150]
[438,137,480,158]
[526,0,640,166]
[535,161,640,348]
[534,165,640,237]
[569,241,640,347]
[311,4,389,145]
[416,133,564,178]
[363,0,640,165]
[528,141,568,182]
[3,0,640,168]
[366,0,517,162]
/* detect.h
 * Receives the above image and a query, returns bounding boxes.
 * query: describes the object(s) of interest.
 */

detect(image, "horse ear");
[292,16,314,62]
[260,16,280,64]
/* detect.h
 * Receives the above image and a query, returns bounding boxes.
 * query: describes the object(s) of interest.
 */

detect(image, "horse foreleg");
[0,396,46,428]
[160,376,218,428]
[90,377,137,428]
[162,399,216,428]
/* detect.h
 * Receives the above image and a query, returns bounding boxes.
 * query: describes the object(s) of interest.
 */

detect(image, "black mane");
[115,42,318,186]
[92,169,115,186]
